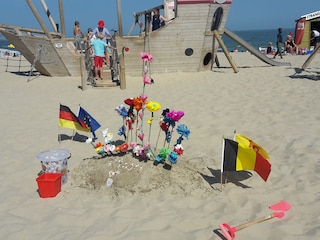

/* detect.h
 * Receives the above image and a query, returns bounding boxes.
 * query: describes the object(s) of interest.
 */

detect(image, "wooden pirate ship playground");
[0,0,290,89]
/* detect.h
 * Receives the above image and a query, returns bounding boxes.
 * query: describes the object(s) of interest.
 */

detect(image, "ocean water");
[0,28,295,52]
[221,28,295,52]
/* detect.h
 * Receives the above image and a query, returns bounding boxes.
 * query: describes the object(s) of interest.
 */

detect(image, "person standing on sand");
[273,28,283,59]
[88,33,107,80]
[73,20,84,54]
[93,20,114,66]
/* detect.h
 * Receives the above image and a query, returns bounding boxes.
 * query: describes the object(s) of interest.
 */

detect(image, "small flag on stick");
[77,106,101,139]
[221,138,271,182]
[59,104,90,132]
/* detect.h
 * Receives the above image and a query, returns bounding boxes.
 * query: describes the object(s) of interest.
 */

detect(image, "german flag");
[59,104,90,132]
[222,138,271,182]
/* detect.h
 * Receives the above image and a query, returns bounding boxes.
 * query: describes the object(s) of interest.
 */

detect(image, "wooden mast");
[58,0,66,39]
[40,0,58,32]
[25,0,52,39]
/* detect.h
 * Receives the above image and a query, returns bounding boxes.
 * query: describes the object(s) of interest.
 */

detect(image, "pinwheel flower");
[118,125,126,137]
[101,128,109,138]
[133,97,145,112]
[124,98,134,107]
[167,110,184,122]
[104,132,113,144]
[158,147,169,160]
[168,151,178,164]
[174,144,184,156]
[138,133,144,141]
[140,94,148,102]
[120,143,129,152]
[143,75,154,84]
[130,142,137,148]
[115,105,128,118]
[146,101,161,113]
[176,124,190,139]
[140,51,153,62]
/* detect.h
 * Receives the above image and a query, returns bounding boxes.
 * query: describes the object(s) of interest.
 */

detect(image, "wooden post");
[213,30,239,73]
[80,55,87,91]
[119,53,126,90]
[116,0,123,37]
[40,0,58,32]
[26,0,52,39]
[58,0,66,39]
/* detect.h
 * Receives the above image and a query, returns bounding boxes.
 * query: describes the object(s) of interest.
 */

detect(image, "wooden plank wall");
[116,3,231,76]
[0,30,81,77]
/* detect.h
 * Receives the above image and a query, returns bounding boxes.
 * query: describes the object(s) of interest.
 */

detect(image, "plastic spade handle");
[220,212,284,240]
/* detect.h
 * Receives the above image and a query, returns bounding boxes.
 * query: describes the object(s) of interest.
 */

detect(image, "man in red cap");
[92,20,114,66]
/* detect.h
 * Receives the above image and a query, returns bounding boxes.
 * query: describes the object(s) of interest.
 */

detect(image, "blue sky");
[0,0,318,36]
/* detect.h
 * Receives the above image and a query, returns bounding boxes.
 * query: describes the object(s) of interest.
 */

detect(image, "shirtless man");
[73,21,84,53]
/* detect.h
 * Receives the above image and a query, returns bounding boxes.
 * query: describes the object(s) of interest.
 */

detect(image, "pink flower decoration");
[130,142,137,148]
[140,52,153,62]
[140,94,148,102]
[143,75,153,84]
[138,133,144,141]
[167,110,185,122]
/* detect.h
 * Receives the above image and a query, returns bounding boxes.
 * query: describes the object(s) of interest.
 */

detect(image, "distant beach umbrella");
[8,44,15,49]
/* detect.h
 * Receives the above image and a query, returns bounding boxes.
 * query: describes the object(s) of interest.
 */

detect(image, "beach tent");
[295,10,320,49]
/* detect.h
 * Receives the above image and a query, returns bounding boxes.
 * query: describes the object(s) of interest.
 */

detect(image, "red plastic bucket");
[36,173,62,198]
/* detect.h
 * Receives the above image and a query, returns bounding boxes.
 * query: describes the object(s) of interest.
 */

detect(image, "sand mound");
[70,153,217,199]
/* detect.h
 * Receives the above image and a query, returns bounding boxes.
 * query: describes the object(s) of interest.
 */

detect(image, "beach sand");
[0,52,319,239]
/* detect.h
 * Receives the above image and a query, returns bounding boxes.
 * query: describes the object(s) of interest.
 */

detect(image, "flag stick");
[71,129,76,141]
[58,127,61,143]
[220,137,225,191]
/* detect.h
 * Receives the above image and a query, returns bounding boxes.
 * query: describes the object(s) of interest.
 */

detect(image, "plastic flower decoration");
[174,144,184,156]
[140,51,153,62]
[155,147,170,163]
[118,125,126,138]
[168,151,178,164]
[101,128,109,138]
[124,98,134,107]
[146,101,161,113]
[176,124,190,140]
[167,110,184,122]
[115,105,128,118]
[143,75,154,84]
[133,97,146,112]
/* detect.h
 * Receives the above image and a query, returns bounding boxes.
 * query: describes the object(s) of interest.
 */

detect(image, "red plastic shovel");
[219,201,291,240]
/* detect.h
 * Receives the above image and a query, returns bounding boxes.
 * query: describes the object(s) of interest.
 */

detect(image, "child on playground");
[73,20,84,53]
[89,33,107,80]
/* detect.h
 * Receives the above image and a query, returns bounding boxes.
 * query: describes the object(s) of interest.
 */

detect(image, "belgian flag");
[59,104,90,132]
[222,138,271,182]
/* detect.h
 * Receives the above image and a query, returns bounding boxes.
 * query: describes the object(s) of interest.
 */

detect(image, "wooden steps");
[92,69,119,88]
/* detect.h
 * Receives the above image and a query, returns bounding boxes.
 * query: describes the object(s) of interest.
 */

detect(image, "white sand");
[0,52,319,239]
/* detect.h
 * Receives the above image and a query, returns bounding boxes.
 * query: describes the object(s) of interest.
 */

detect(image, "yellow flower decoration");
[146,101,161,112]
[147,117,155,125]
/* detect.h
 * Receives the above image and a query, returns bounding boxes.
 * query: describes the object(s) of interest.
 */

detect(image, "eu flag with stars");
[78,106,101,139]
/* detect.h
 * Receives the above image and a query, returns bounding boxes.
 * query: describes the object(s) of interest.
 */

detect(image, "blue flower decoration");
[163,115,175,128]
[168,151,178,164]
[176,124,190,139]
[118,125,126,138]
[155,155,164,163]
[115,105,128,118]
[165,131,171,143]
